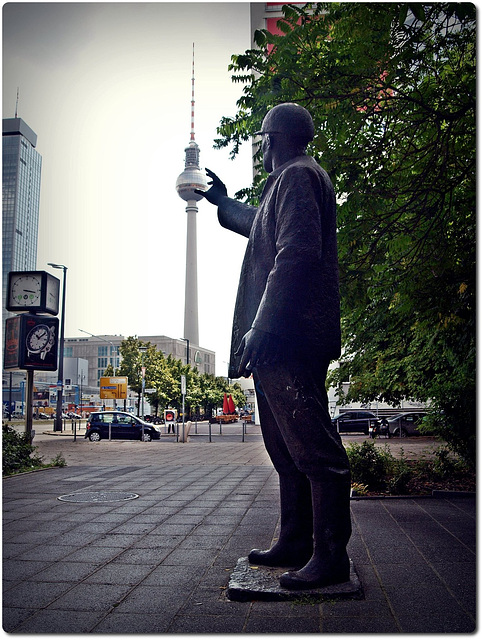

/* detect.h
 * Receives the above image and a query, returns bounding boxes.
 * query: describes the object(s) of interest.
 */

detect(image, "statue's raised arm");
[195,168,256,239]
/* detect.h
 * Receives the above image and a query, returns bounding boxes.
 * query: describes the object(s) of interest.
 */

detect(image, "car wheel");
[88,431,101,442]
[141,432,152,442]
[395,427,408,438]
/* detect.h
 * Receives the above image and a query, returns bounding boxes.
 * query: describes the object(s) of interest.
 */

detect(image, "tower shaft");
[184,202,199,345]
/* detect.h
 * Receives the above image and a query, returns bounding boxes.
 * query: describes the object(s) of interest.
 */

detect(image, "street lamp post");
[180,338,190,366]
[78,329,117,372]
[48,263,67,432]
[139,346,147,421]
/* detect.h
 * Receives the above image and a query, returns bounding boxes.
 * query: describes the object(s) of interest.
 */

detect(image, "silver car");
[387,412,427,437]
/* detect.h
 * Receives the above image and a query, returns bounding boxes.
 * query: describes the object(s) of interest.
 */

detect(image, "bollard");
[242,420,245,442]
[179,421,192,443]
[219,420,222,435]
[209,421,212,443]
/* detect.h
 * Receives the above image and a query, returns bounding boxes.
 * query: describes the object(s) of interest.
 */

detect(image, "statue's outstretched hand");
[195,168,227,206]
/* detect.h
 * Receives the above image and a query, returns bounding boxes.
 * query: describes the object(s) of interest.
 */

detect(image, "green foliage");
[387,448,412,495]
[118,338,246,418]
[430,445,468,480]
[215,2,476,464]
[346,440,393,490]
[346,440,474,495]
[2,424,42,475]
[350,482,369,496]
[49,452,67,468]
[103,363,115,376]
[2,424,66,476]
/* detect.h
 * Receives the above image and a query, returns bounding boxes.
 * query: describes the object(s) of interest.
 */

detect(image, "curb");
[350,490,475,500]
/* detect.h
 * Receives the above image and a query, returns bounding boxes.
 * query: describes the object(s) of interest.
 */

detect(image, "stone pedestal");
[227,557,363,602]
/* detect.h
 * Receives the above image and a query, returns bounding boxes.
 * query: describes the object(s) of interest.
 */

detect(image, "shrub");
[2,423,43,475]
[2,424,67,476]
[346,440,394,490]
[428,446,470,480]
[350,482,369,496]
[387,449,412,495]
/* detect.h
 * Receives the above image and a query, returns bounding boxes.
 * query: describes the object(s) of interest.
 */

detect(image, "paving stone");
[175,614,249,633]
[245,614,321,633]
[14,609,107,633]
[3,450,476,634]
[46,582,132,612]
[92,611,172,633]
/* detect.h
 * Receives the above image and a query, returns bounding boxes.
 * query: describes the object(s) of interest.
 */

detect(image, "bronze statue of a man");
[196,103,351,590]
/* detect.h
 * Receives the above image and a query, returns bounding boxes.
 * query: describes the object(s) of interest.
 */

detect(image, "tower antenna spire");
[15,87,19,118]
[190,42,196,142]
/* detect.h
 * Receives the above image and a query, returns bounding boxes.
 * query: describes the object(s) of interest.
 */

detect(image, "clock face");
[26,325,51,352]
[10,274,42,307]
[45,274,60,315]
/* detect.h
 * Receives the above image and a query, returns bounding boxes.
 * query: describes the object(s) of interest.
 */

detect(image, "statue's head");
[259,103,315,149]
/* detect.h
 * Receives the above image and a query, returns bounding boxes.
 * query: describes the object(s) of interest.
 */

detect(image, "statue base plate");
[227,557,363,602]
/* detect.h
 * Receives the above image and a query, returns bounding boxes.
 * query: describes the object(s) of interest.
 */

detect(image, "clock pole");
[25,370,34,441]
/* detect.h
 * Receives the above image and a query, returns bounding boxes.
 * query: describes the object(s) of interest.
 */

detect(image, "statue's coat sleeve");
[217,197,257,238]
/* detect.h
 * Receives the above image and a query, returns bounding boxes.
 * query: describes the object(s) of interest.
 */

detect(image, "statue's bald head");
[260,103,315,151]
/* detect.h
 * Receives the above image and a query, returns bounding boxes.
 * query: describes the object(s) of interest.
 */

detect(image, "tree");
[214,3,476,463]
[103,363,115,377]
[145,350,178,416]
[118,338,246,420]
[118,337,149,415]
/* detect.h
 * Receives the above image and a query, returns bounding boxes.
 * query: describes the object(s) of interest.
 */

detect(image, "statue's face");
[261,133,273,173]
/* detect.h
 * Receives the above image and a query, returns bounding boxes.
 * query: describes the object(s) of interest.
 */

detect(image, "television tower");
[175,43,207,347]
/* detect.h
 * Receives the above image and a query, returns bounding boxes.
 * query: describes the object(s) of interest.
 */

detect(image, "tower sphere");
[176,166,207,202]
[176,140,208,202]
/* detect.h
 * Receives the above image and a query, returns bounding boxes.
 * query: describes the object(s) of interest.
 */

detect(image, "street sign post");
[181,375,186,442]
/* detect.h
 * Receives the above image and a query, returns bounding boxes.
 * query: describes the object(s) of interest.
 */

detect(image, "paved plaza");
[3,427,476,633]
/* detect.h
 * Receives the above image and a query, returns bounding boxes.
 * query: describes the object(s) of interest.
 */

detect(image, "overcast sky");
[3,2,255,376]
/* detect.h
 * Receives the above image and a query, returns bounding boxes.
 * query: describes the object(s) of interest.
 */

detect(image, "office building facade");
[63,334,216,389]
[2,118,42,328]
[2,118,42,409]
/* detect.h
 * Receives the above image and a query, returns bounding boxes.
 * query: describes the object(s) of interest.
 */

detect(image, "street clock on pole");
[6,271,60,315]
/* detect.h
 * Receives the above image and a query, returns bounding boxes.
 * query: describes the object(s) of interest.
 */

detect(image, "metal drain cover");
[58,491,139,503]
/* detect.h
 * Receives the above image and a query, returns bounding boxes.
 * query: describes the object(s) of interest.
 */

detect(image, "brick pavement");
[3,430,476,633]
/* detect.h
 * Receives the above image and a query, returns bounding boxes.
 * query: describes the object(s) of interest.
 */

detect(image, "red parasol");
[222,393,229,415]
[228,394,236,414]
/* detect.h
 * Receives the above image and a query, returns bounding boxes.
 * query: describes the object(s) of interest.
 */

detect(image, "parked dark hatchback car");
[85,411,161,442]
[387,412,427,437]
[331,411,379,435]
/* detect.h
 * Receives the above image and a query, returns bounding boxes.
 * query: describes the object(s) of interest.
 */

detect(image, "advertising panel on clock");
[4,314,59,371]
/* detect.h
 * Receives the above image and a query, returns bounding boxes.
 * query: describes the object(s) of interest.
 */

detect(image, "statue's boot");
[279,477,352,589]
[248,474,313,568]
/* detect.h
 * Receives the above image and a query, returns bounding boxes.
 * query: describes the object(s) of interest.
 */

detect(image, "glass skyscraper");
[2,117,42,330]
[3,117,42,404]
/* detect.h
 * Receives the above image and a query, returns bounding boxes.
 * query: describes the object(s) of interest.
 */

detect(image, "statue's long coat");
[217,155,341,379]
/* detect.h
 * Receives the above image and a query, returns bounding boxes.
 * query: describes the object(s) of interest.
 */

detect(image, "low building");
[63,334,215,389]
